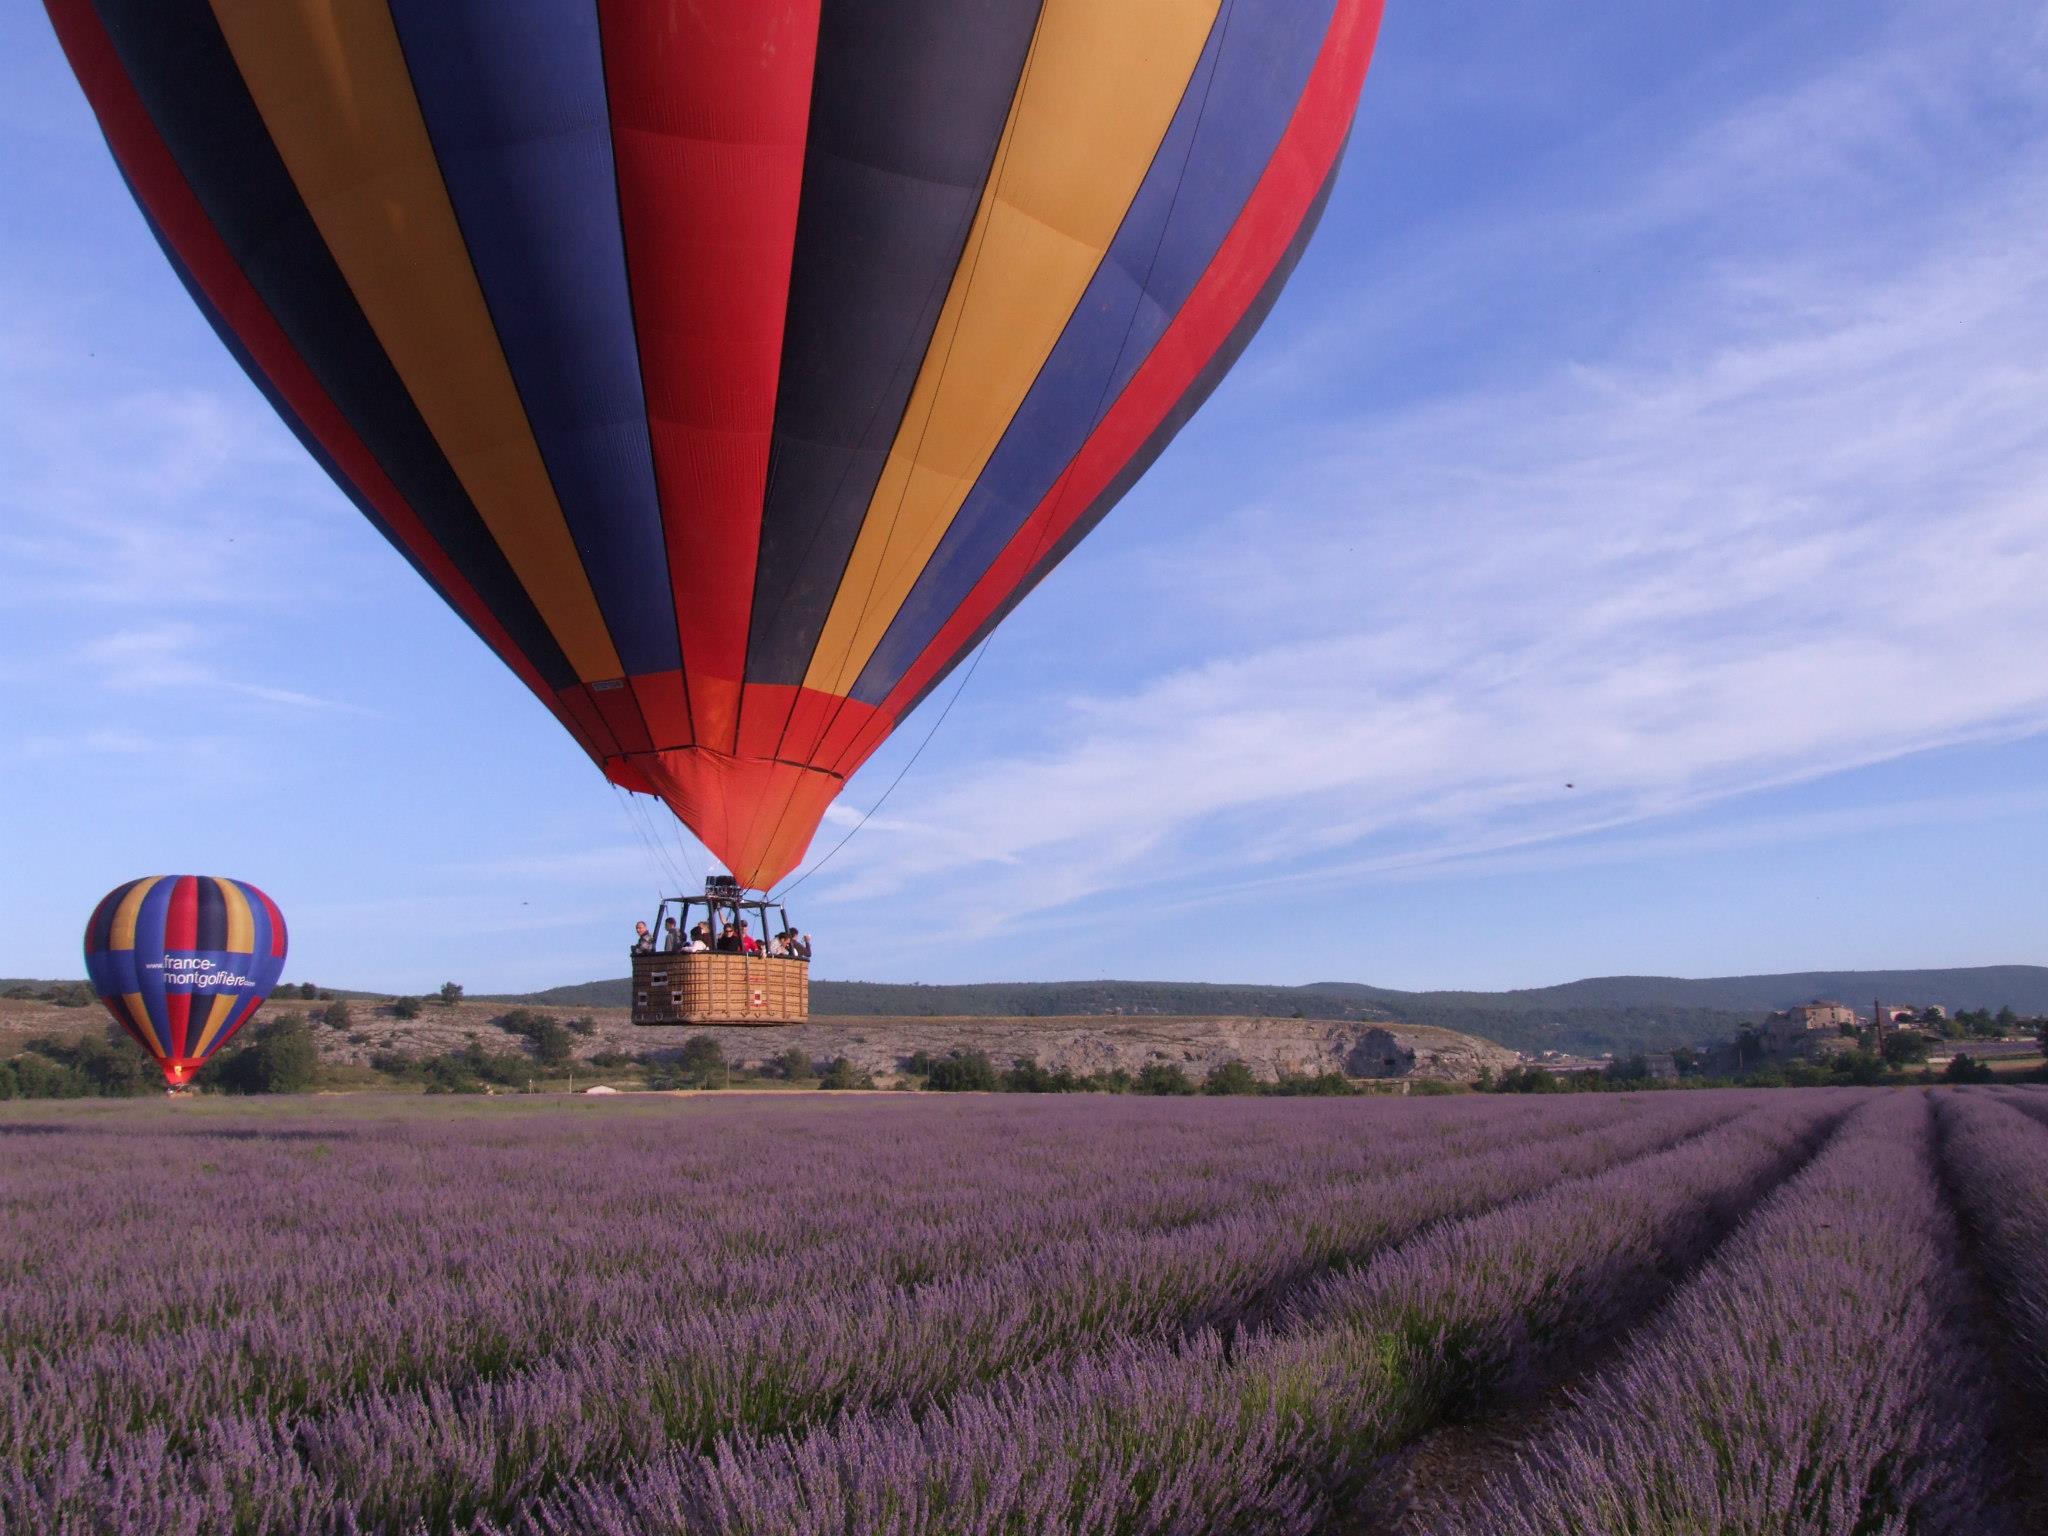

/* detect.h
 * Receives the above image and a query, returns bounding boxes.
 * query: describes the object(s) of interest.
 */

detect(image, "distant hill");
[496,966,2048,1059]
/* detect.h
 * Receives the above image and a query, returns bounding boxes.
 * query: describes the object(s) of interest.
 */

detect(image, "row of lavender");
[0,1092,1735,1531]
[505,1090,1847,1536]
[15,1088,2039,1535]
[1417,1088,2045,1535]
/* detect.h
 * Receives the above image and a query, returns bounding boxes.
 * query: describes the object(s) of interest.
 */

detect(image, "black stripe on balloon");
[742,0,1045,688]
[193,877,227,952]
[889,148,1344,722]
[88,0,580,692]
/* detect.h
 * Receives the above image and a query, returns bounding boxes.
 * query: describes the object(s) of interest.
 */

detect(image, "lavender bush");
[1422,1093,2017,1536]
[3,1088,2028,1536]
[1936,1090,2048,1398]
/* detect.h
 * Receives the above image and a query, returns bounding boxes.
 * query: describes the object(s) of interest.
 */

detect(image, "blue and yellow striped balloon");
[82,876,289,1089]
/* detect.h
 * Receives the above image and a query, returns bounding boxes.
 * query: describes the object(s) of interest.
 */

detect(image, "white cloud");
[809,12,2048,937]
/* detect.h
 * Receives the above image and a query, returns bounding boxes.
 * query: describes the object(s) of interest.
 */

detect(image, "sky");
[3,2,2046,995]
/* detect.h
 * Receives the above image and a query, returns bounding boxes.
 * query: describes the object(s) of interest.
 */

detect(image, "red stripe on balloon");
[41,0,601,767]
[836,0,1383,777]
[596,0,819,755]
[163,875,198,1060]
[251,884,288,959]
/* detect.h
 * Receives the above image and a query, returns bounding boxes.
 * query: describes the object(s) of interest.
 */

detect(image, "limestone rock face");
[669,1015,1518,1085]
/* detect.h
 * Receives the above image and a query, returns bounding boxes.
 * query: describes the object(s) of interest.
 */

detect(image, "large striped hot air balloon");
[48,0,1383,889]
[83,876,289,1089]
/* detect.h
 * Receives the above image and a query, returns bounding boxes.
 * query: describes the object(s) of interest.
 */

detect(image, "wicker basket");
[632,951,809,1026]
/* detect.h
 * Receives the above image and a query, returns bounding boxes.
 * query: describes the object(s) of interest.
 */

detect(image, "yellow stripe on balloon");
[801,0,1222,696]
[205,0,624,683]
[192,991,241,1058]
[110,876,164,952]
[219,878,255,954]
[122,993,165,1058]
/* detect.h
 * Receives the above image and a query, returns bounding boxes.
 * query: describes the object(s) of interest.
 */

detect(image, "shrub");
[1,1029,157,1098]
[1269,1071,1355,1097]
[1943,1054,1996,1085]
[923,1050,1000,1092]
[566,1016,596,1037]
[819,1057,874,1090]
[1134,1063,1196,1096]
[297,981,319,1001]
[437,982,464,1007]
[1002,1058,1086,1093]
[1202,1060,1261,1096]
[775,1047,814,1081]
[645,1036,727,1090]
[319,999,352,1030]
[203,1015,318,1095]
[588,1049,635,1069]
[1495,1066,1566,1094]
[1409,1077,1460,1095]
[387,996,422,1021]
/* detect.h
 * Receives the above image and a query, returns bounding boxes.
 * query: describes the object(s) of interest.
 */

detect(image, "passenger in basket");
[715,920,743,954]
[661,918,683,952]
[687,923,712,953]
[632,921,654,954]
[792,932,813,962]
[739,920,761,956]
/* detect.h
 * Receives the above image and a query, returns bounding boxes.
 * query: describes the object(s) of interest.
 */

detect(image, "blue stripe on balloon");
[388,0,679,676]
[850,0,1338,705]
[133,876,176,1056]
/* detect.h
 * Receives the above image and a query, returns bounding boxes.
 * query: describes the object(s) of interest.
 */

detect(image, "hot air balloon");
[47,0,1383,890]
[83,876,289,1089]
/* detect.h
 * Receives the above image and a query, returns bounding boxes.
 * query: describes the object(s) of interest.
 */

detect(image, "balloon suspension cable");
[612,782,687,898]
[769,629,995,904]
[771,4,1237,907]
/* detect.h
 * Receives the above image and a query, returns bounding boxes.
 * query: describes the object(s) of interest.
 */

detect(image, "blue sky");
[4,2,2045,994]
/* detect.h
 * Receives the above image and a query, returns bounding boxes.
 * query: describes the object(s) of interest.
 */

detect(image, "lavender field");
[3,1088,2045,1534]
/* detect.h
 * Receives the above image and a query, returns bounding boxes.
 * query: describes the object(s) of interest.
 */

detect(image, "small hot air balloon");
[83,876,289,1090]
[46,0,1383,889]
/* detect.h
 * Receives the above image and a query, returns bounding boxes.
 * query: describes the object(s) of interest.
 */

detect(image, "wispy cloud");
[809,8,2048,938]
[73,623,377,715]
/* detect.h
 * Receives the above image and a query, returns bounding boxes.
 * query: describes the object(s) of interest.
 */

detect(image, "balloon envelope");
[48,0,1383,887]
[83,876,289,1088]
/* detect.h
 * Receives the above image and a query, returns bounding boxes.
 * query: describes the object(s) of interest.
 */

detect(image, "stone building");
[1762,1000,1860,1054]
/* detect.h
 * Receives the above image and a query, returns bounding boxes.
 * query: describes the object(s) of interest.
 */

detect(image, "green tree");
[775,1046,814,1081]
[437,982,464,1007]
[1994,1006,2020,1035]
[819,1057,874,1090]
[1943,1053,1996,1084]
[205,1015,318,1094]
[388,996,422,1020]
[526,1019,575,1066]
[677,1034,726,1087]
[1202,1060,1261,1096]
[1496,1065,1566,1094]
[1134,1063,1196,1096]
[1270,1071,1356,1097]
[319,998,352,1030]
[924,1050,999,1092]
[297,981,319,1000]
[1882,1032,1932,1066]
[1669,1046,1701,1077]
